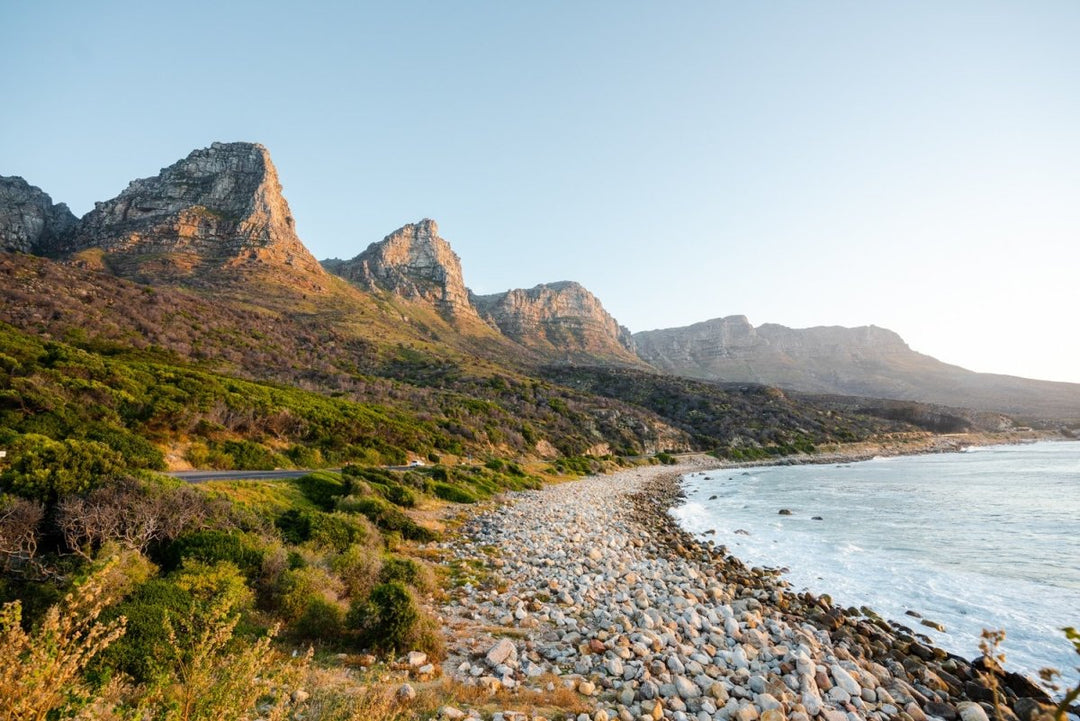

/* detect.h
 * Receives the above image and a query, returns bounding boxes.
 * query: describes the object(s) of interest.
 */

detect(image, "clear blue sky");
[3,1,1079,383]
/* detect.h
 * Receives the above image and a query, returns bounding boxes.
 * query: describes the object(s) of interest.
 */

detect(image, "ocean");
[672,441,1080,689]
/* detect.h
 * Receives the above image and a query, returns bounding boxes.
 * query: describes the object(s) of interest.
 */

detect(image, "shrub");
[84,426,166,471]
[379,556,435,595]
[376,483,416,508]
[0,434,124,502]
[275,566,342,623]
[431,481,479,504]
[99,578,193,682]
[348,581,418,654]
[330,544,382,600]
[293,596,344,641]
[158,530,265,579]
[221,440,284,471]
[308,512,371,552]
[294,472,346,510]
[335,495,434,542]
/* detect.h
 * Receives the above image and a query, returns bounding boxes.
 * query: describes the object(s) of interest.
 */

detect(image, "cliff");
[473,281,638,363]
[56,142,326,288]
[0,176,77,254]
[322,219,479,323]
[634,316,1080,420]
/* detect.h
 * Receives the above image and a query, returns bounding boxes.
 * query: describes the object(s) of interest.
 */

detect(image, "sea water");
[672,441,1080,688]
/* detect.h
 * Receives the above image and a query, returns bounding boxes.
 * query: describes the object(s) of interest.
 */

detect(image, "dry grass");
[295,667,593,721]
[0,560,127,721]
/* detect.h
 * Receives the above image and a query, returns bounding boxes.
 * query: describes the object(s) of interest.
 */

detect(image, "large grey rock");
[0,176,77,253]
[61,142,326,287]
[485,638,518,667]
[323,218,478,322]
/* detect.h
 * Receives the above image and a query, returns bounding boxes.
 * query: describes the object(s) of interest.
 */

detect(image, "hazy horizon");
[3,2,1078,383]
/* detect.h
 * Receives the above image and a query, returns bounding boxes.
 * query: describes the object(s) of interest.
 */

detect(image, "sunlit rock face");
[323,219,480,322]
[0,176,77,254]
[58,142,326,286]
[473,281,637,359]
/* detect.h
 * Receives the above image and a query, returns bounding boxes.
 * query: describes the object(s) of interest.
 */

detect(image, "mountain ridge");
[634,315,1080,420]
[4,140,1076,422]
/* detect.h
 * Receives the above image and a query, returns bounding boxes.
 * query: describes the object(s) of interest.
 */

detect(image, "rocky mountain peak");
[59,142,325,285]
[322,219,477,321]
[0,176,78,254]
[472,281,638,360]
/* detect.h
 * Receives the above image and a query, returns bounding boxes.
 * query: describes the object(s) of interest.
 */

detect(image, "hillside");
[0,142,915,472]
[634,315,1080,421]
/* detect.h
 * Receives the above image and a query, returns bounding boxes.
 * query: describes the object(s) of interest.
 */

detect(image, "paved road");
[167,466,426,483]
[168,469,333,483]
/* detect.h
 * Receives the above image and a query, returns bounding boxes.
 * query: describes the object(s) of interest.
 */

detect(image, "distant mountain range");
[2,141,1076,432]
[634,317,1080,421]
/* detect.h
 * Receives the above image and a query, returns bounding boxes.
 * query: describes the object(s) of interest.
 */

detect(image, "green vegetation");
[0,461,470,718]
[542,365,905,458]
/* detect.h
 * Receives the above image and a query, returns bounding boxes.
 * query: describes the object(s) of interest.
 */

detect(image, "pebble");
[435,463,1048,721]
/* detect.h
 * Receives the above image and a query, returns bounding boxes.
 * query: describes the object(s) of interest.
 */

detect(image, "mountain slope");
[634,315,1080,420]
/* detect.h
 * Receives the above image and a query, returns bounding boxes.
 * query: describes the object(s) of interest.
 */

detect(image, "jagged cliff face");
[59,142,326,287]
[323,219,479,322]
[0,177,77,254]
[473,281,637,361]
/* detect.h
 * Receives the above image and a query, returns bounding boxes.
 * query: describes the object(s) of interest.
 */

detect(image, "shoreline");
[433,458,1070,721]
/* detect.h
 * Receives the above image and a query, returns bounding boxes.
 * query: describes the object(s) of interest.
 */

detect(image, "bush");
[308,512,371,552]
[349,581,419,655]
[379,557,422,587]
[335,495,434,542]
[431,481,479,504]
[376,483,416,508]
[274,509,311,545]
[379,556,435,595]
[158,530,265,579]
[0,560,127,719]
[0,434,124,502]
[294,472,346,510]
[221,440,284,471]
[275,566,342,623]
[275,510,371,552]
[331,544,382,600]
[99,578,193,681]
[293,596,344,641]
[84,426,166,471]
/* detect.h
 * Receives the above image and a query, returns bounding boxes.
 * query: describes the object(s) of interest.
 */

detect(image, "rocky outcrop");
[634,316,1080,419]
[473,281,637,361]
[0,176,77,254]
[323,219,478,322]
[58,142,325,286]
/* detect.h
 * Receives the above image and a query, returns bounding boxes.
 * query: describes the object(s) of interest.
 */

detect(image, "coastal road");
[167,469,334,484]
[167,465,426,483]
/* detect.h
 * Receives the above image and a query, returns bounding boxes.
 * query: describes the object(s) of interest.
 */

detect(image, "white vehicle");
[408,460,424,467]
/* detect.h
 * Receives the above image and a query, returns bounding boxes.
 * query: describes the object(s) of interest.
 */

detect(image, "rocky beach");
[429,461,1065,721]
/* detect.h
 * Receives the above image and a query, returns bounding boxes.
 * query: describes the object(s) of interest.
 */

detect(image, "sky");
[2,1,1079,383]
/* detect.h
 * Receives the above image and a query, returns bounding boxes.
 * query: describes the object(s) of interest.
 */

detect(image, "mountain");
[0,176,78,253]
[634,315,1080,420]
[0,141,920,468]
[51,142,327,289]
[472,281,639,364]
[322,222,641,363]
[321,219,484,326]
